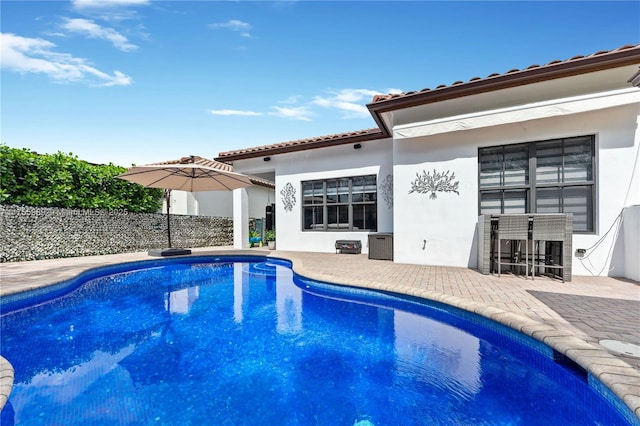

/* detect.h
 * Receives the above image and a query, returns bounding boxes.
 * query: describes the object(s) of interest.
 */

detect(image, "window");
[302,175,377,231]
[479,135,595,232]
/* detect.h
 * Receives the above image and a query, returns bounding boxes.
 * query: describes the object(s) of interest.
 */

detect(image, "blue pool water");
[0,256,636,425]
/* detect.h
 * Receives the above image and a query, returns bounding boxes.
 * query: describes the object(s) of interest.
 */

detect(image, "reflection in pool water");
[0,258,635,425]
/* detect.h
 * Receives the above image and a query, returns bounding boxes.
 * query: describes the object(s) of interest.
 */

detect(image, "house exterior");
[166,174,275,219]
[218,45,640,281]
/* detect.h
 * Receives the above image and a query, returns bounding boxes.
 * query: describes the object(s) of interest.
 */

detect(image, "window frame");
[478,135,596,233]
[301,175,378,232]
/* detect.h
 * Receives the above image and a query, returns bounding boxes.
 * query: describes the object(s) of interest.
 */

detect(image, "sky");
[1,1,639,167]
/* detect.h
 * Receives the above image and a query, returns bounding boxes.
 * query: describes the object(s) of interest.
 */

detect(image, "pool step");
[242,261,279,277]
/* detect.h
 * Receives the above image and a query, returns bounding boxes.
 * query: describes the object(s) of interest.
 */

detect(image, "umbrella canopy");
[117,155,253,254]
[117,155,253,191]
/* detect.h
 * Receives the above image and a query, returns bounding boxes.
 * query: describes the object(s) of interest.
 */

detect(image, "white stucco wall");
[192,191,233,217]
[620,205,640,282]
[233,188,249,249]
[392,101,640,277]
[393,133,479,267]
[166,185,274,220]
[573,105,640,278]
[194,186,274,219]
[266,138,394,254]
[163,190,194,215]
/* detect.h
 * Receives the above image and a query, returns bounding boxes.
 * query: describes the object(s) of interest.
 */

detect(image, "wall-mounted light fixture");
[354,143,362,150]
[264,157,271,162]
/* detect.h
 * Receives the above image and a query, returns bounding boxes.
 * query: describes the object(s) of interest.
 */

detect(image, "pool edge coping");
[0,356,13,413]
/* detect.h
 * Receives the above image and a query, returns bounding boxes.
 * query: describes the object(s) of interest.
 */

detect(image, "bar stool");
[531,214,568,282]
[496,215,530,278]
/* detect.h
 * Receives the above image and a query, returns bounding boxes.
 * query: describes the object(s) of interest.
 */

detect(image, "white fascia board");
[393,88,640,140]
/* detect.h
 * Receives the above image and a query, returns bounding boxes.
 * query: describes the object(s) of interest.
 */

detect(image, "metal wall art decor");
[280,182,296,212]
[409,169,460,199]
[380,174,393,208]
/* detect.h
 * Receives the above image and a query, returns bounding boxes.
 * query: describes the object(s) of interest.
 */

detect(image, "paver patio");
[1,247,639,419]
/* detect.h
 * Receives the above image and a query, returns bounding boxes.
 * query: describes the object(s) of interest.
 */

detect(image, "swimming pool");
[0,256,636,425]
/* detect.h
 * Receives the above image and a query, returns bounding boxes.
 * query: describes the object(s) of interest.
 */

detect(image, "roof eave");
[367,46,640,116]
[249,178,275,189]
[216,129,386,162]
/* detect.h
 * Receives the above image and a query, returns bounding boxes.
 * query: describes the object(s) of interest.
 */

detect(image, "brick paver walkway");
[1,247,639,419]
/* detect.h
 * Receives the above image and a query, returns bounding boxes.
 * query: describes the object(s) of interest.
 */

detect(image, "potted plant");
[249,229,261,247]
[265,230,276,250]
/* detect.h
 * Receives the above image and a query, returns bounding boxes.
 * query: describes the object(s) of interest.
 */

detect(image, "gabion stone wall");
[0,205,233,262]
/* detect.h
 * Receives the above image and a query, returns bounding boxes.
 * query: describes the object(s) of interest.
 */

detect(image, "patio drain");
[599,339,640,359]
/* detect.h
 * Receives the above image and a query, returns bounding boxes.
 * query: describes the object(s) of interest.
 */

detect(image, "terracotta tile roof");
[247,175,275,189]
[149,155,274,188]
[153,155,234,172]
[218,44,640,162]
[369,44,640,105]
[216,128,384,161]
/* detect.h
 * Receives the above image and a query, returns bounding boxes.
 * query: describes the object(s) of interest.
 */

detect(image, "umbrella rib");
[200,169,251,188]
[123,170,171,188]
[123,168,195,189]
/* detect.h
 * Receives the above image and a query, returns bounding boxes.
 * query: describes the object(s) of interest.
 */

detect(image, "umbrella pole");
[165,189,172,248]
[148,189,190,257]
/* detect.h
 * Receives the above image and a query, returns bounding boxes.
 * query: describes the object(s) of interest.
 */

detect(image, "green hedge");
[0,145,162,213]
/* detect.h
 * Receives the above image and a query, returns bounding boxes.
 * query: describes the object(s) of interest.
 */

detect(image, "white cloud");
[208,87,403,123]
[279,95,302,105]
[386,88,404,95]
[208,106,312,121]
[71,0,149,22]
[313,88,403,119]
[100,70,132,86]
[270,106,313,121]
[209,20,252,38]
[61,18,138,52]
[0,33,133,86]
[209,109,263,117]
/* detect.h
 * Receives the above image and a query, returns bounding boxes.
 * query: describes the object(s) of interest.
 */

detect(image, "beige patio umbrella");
[117,155,252,256]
